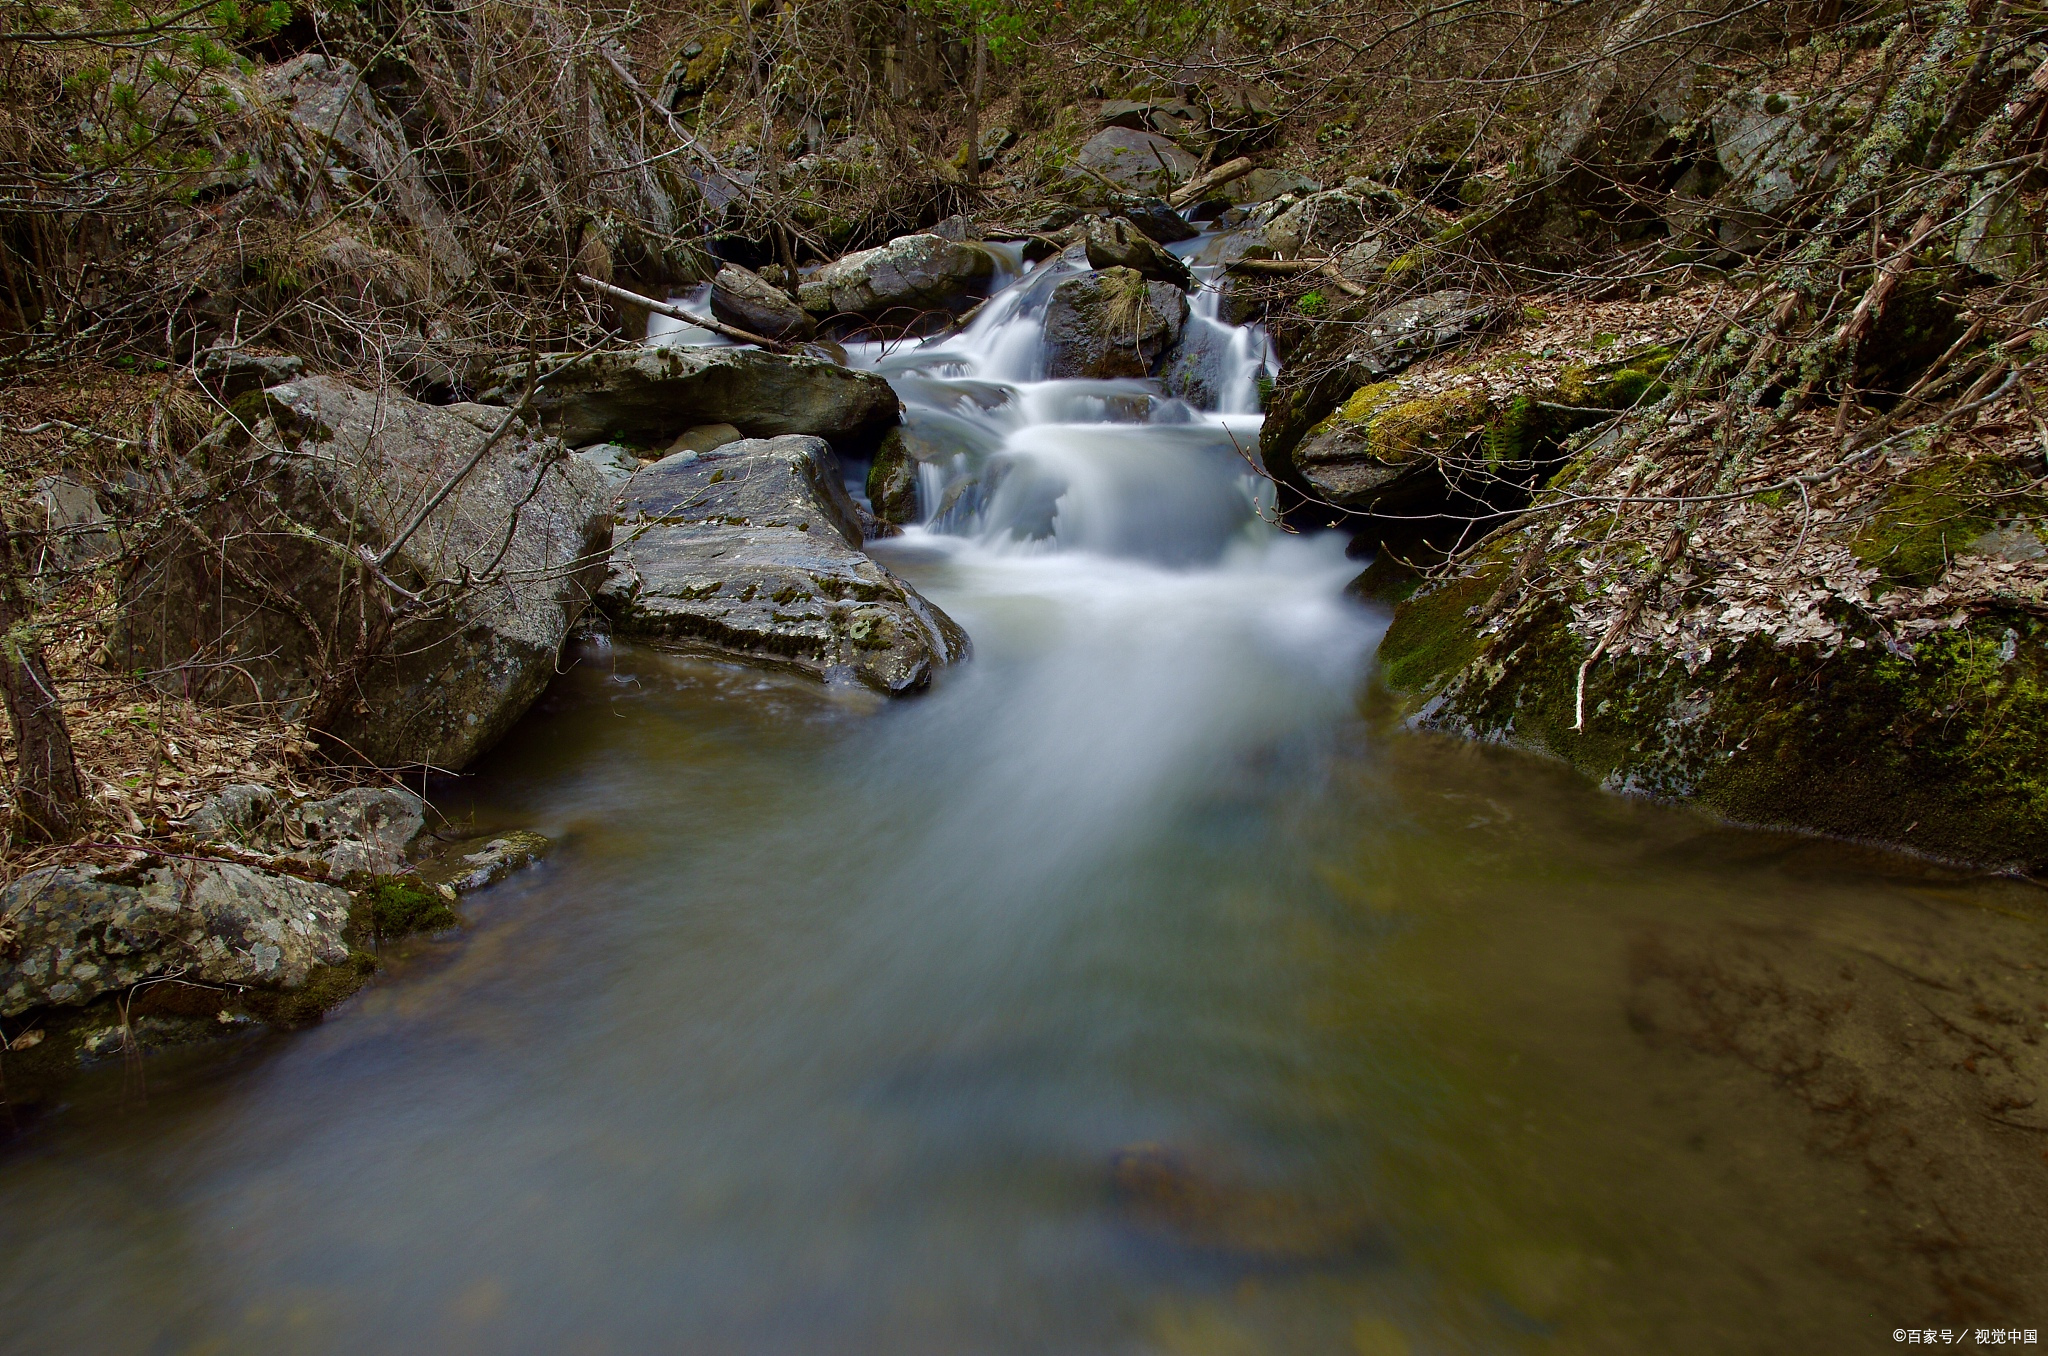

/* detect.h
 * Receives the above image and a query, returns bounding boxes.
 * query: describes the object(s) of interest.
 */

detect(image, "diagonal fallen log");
[574,273,787,351]
[1168,156,1255,209]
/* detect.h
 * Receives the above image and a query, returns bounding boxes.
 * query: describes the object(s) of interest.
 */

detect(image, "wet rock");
[710,263,817,342]
[183,783,429,877]
[1110,1143,1384,1265]
[413,830,550,894]
[1114,196,1199,245]
[483,346,900,454]
[575,442,642,483]
[1073,128,1198,195]
[0,860,353,1019]
[111,376,612,770]
[196,349,304,400]
[864,423,969,525]
[1042,267,1190,380]
[600,435,969,693]
[1082,216,1192,287]
[797,233,997,322]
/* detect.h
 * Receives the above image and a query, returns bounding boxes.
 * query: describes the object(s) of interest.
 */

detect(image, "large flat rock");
[484,346,901,452]
[600,436,969,693]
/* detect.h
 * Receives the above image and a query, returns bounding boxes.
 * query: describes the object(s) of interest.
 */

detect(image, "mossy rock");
[1852,456,2046,591]
[1376,573,2048,869]
[1287,344,1671,512]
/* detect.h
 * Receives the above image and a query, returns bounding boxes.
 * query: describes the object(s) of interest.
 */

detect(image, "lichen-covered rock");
[484,346,900,453]
[181,783,427,877]
[1261,185,1408,259]
[797,233,997,321]
[112,377,612,771]
[1042,267,1191,380]
[1,861,353,1018]
[1280,342,1671,510]
[1958,172,2041,284]
[710,263,817,341]
[601,435,969,693]
[1261,289,1504,475]
[1082,216,1192,287]
[1073,128,1199,194]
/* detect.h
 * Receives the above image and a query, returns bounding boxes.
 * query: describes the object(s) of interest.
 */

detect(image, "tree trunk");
[0,523,83,842]
[966,24,986,187]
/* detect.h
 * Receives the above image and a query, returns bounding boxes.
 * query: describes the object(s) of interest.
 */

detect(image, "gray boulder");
[112,376,612,770]
[261,55,473,283]
[797,234,997,321]
[196,349,304,400]
[1083,217,1192,287]
[484,346,900,453]
[710,263,817,342]
[1074,128,1199,194]
[182,783,426,877]
[1712,88,1831,219]
[1,860,353,1018]
[1042,268,1190,380]
[601,436,969,694]
[575,443,642,483]
[1336,289,1502,381]
[1262,186,1407,259]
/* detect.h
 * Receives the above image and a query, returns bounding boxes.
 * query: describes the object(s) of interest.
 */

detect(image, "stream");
[3,234,2045,1354]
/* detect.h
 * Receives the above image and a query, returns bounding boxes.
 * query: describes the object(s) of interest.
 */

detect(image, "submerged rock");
[797,233,997,322]
[483,346,900,454]
[112,376,612,771]
[601,436,969,693]
[0,860,353,1018]
[1042,267,1190,380]
[413,830,550,894]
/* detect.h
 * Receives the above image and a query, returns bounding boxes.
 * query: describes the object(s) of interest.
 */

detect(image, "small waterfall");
[851,230,1279,566]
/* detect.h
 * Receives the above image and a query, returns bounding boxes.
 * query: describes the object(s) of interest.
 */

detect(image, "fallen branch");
[1168,156,1256,208]
[573,273,786,351]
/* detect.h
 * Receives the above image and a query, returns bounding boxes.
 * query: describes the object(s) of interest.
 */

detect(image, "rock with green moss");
[1261,289,1503,480]
[1277,343,1671,512]
[1376,569,2048,870]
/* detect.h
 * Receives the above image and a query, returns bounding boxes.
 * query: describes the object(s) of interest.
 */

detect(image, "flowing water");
[5,240,2046,1354]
